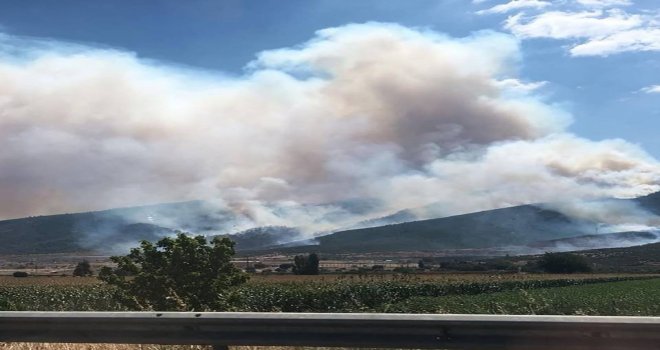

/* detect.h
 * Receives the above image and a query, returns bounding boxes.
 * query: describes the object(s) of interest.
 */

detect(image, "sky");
[0,0,659,224]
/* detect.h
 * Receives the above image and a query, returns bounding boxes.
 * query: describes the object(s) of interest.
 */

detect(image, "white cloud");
[503,8,660,56]
[641,85,660,94]
[493,78,548,92]
[505,10,643,39]
[477,0,551,15]
[570,27,660,55]
[475,0,660,56]
[575,0,633,8]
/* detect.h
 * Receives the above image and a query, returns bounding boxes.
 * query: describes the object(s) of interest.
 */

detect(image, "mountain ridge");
[0,192,658,255]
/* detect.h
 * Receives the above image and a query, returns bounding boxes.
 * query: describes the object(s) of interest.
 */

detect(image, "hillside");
[504,240,660,273]
[581,241,660,273]
[297,205,595,253]
[634,191,660,215]
[294,192,660,254]
[0,199,380,254]
[1,191,659,255]
[0,201,232,254]
[0,214,82,254]
[216,226,304,251]
[0,211,174,254]
[526,231,660,251]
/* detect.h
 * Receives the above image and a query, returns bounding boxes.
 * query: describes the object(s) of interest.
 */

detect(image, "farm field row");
[0,274,656,312]
[0,275,101,286]
[0,272,655,286]
[246,272,655,283]
[385,278,660,315]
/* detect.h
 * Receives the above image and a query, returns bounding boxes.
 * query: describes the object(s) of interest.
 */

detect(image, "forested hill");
[311,204,594,252]
[255,193,660,254]
[0,201,211,254]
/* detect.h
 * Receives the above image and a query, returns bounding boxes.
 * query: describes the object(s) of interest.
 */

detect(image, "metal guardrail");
[0,312,659,350]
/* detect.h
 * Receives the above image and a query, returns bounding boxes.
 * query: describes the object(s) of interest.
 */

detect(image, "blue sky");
[0,1,659,220]
[1,0,658,155]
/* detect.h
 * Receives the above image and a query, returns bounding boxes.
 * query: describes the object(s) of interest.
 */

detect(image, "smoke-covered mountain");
[579,241,660,273]
[0,201,234,254]
[634,191,660,215]
[216,226,304,251]
[0,192,659,255]
[246,193,660,254]
[523,231,660,252]
[299,204,596,253]
[0,199,384,254]
[502,239,660,274]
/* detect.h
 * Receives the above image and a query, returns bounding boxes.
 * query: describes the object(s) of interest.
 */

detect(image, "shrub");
[293,253,320,275]
[73,260,93,276]
[538,252,592,273]
[99,232,248,311]
[279,263,294,270]
[393,267,414,274]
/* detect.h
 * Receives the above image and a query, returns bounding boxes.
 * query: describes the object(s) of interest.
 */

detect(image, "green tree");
[293,253,320,275]
[417,260,426,269]
[98,232,247,311]
[307,253,320,274]
[537,252,592,273]
[73,260,93,276]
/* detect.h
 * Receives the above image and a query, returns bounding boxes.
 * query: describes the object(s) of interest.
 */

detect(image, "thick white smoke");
[0,23,658,232]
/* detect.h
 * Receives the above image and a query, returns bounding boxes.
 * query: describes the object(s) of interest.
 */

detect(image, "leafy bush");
[73,260,93,276]
[99,232,248,311]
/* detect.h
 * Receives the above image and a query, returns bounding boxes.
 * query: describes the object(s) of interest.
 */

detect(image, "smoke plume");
[0,23,659,233]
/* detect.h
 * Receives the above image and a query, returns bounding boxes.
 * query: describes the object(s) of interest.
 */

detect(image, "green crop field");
[0,274,657,313]
[0,285,120,311]
[385,278,660,315]
[2,274,660,350]
[229,275,655,312]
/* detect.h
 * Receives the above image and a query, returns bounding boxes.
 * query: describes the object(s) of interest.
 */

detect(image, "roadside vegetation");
[98,232,247,311]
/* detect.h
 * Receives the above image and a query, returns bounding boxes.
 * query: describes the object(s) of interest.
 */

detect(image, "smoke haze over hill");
[1,23,659,233]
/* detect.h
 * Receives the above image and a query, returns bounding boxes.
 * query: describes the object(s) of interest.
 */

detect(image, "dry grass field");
[0,276,101,286]
[246,272,652,283]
